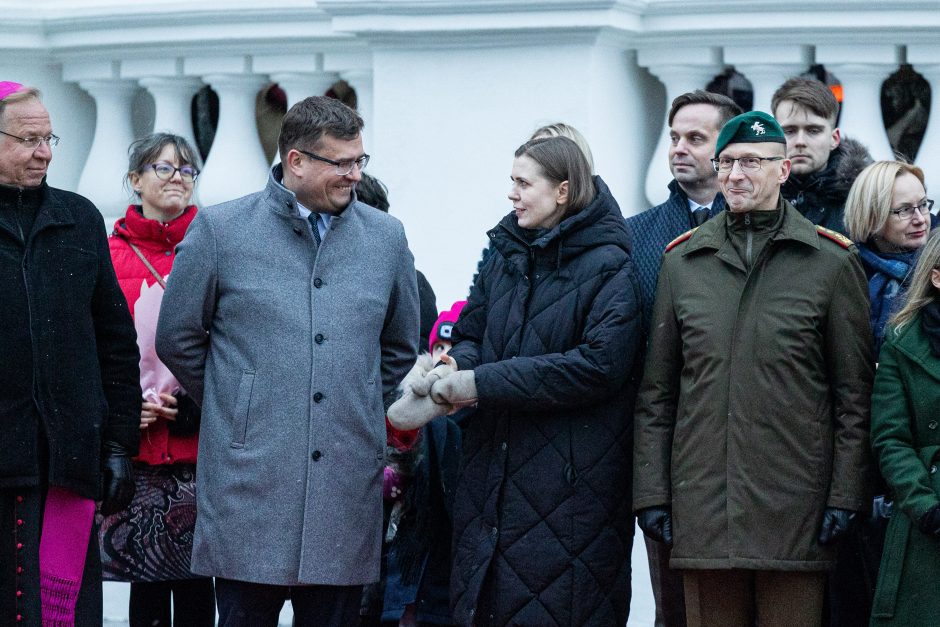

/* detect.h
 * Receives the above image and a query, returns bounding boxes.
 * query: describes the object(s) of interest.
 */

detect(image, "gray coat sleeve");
[381,225,420,409]
[155,211,218,406]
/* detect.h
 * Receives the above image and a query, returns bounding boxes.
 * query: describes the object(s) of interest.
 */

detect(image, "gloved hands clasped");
[100,440,135,516]
[387,354,477,430]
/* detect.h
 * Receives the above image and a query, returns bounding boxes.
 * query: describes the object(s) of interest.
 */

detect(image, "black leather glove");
[918,503,940,537]
[637,506,673,546]
[100,441,135,516]
[817,507,857,545]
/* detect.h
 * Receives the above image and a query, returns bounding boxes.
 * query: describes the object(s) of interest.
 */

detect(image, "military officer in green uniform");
[633,111,874,627]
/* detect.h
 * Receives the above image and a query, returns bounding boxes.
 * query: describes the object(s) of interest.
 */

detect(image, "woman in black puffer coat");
[438,136,643,627]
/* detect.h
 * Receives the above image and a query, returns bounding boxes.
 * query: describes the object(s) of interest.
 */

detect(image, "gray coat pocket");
[231,371,256,448]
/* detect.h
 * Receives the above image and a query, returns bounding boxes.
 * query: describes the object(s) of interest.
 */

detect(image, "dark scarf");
[922,300,940,357]
[858,244,918,354]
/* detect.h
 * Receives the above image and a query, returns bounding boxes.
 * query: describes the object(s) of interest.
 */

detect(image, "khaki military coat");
[633,200,874,571]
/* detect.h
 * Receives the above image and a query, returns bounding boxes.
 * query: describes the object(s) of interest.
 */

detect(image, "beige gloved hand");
[429,369,477,413]
[387,353,452,430]
[409,354,458,397]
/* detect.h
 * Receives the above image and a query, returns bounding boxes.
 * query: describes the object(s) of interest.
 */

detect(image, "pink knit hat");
[0,81,24,100]
[429,300,467,352]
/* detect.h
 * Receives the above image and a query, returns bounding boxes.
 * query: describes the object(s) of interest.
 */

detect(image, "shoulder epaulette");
[665,227,697,252]
[815,226,854,249]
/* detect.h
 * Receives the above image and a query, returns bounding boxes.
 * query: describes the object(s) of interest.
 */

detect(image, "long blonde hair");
[889,228,940,331]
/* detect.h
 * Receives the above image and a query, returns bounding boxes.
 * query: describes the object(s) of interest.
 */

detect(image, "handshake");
[387,354,478,430]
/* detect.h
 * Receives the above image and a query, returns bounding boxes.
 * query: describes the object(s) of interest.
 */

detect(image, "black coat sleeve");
[473,261,642,412]
[90,207,141,454]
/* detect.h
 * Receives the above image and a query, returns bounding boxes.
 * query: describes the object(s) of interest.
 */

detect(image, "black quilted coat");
[448,176,642,626]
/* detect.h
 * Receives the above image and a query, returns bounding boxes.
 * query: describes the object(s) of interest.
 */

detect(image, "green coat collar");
[682,196,819,257]
[887,315,940,383]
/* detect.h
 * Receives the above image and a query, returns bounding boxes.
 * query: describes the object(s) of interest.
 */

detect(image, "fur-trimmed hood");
[782,136,873,234]
[783,136,872,206]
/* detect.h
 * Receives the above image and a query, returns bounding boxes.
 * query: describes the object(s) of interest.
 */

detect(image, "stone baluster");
[267,71,339,163]
[817,45,901,161]
[340,69,374,150]
[193,70,270,206]
[75,79,140,219]
[908,46,940,194]
[638,47,723,206]
[724,46,812,112]
[139,77,204,150]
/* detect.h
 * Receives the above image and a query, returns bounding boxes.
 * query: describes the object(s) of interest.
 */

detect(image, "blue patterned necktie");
[307,213,321,246]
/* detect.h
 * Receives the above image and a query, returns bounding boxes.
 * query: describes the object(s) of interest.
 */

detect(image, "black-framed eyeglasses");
[889,198,934,221]
[0,130,59,149]
[297,149,369,176]
[147,162,199,183]
[711,156,784,173]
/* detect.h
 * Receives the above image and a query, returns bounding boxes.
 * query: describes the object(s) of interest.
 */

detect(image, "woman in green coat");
[871,228,940,626]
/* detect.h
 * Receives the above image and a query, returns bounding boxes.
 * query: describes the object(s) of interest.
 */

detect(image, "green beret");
[714,110,786,157]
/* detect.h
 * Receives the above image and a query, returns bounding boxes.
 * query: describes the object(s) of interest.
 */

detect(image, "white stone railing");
[2,0,939,305]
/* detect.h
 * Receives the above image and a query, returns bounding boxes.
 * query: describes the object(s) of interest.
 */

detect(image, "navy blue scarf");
[858,243,918,354]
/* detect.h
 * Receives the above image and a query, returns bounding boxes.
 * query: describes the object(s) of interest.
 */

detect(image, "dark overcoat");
[0,181,140,498]
[870,315,940,626]
[633,201,874,571]
[448,176,643,627]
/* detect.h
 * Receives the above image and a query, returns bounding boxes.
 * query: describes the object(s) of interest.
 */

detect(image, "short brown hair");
[0,86,42,128]
[515,136,595,216]
[843,160,926,243]
[771,77,839,125]
[668,90,742,127]
[277,96,363,161]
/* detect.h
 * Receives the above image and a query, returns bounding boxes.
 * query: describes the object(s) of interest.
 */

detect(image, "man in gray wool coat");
[156,96,419,626]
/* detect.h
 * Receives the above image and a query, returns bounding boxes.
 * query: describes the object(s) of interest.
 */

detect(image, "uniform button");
[313,392,324,403]
[311,450,322,461]
[930,421,938,430]
[313,278,323,288]
[315,333,324,344]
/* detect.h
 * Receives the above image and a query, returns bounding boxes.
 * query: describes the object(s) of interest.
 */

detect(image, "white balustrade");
[908,45,940,195]
[817,45,900,161]
[725,45,812,112]
[139,77,204,151]
[197,73,271,206]
[638,47,723,207]
[76,79,140,218]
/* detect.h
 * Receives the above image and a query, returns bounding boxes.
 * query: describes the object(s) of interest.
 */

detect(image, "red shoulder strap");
[815,226,853,249]
[665,228,696,253]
